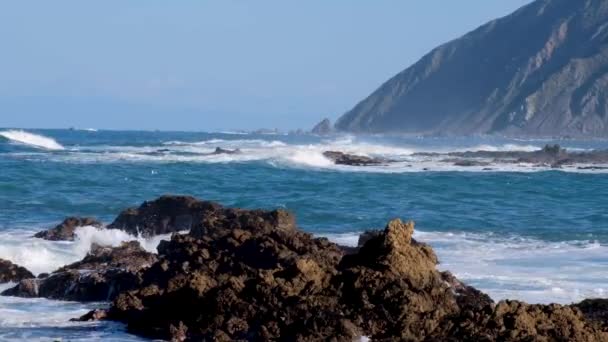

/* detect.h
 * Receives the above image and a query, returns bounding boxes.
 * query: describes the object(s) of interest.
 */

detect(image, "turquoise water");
[1,128,607,340]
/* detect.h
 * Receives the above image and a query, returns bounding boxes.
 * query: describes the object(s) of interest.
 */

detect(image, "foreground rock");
[66,197,603,341]
[0,259,34,283]
[9,196,605,340]
[2,241,157,301]
[323,151,390,166]
[34,216,103,241]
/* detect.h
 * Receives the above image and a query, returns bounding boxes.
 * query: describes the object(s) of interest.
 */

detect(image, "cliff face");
[336,0,608,137]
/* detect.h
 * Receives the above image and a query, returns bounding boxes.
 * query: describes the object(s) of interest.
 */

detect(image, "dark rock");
[108,195,296,238]
[2,241,157,302]
[448,159,491,167]
[323,151,389,166]
[311,118,333,135]
[34,217,103,241]
[212,147,241,155]
[21,196,606,341]
[415,145,608,168]
[71,308,108,322]
[106,205,344,341]
[573,299,608,331]
[97,199,606,341]
[0,259,34,284]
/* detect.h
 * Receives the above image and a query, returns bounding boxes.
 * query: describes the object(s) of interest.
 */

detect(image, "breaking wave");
[0,130,65,150]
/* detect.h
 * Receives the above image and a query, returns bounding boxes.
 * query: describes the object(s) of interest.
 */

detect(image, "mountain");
[336,0,608,137]
[311,118,333,135]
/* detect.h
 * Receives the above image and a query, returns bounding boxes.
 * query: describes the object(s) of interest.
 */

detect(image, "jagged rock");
[32,196,607,341]
[574,299,608,331]
[108,195,296,238]
[105,210,345,341]
[323,151,389,166]
[311,118,332,135]
[0,259,34,283]
[2,241,157,302]
[34,216,103,241]
[442,300,607,341]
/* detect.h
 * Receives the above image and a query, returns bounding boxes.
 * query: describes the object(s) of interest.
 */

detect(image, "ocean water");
[0,128,607,340]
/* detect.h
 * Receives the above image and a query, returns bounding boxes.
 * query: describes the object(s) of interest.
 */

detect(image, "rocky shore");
[1,195,607,341]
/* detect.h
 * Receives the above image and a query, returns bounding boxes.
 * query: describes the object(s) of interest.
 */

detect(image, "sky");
[0,1,532,131]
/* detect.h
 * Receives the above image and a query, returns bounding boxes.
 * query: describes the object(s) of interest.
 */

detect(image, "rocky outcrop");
[105,211,344,340]
[574,299,608,331]
[2,241,157,302]
[323,151,390,166]
[336,0,608,137]
[6,196,605,341]
[0,259,34,283]
[108,195,295,238]
[34,216,103,241]
[81,199,604,341]
[416,144,608,168]
[311,118,333,135]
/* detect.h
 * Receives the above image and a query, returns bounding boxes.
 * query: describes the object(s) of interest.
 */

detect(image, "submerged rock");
[34,216,103,241]
[2,241,157,302]
[323,151,389,166]
[0,259,34,284]
[415,144,608,168]
[212,147,241,155]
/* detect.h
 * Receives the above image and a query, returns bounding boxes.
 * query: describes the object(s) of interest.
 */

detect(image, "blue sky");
[0,1,531,131]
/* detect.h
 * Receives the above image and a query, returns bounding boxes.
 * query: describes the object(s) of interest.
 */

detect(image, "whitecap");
[0,130,65,150]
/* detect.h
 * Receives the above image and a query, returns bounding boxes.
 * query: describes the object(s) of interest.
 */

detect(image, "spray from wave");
[0,130,65,150]
[0,226,173,275]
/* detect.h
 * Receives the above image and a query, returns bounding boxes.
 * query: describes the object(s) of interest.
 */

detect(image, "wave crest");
[0,130,64,150]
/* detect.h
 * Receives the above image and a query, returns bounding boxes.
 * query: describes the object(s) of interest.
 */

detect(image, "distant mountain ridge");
[336,0,608,137]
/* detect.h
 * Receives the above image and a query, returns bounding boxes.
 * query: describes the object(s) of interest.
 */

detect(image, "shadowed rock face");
[34,216,103,241]
[108,195,296,238]
[336,0,608,137]
[0,259,34,284]
[2,241,157,302]
[82,198,605,341]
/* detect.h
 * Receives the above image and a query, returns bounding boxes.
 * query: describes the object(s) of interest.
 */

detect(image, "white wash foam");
[0,130,65,150]
[0,226,174,275]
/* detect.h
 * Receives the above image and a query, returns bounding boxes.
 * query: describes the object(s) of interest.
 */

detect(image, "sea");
[0,128,607,341]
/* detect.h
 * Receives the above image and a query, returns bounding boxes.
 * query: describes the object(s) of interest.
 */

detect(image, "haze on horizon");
[0,1,530,131]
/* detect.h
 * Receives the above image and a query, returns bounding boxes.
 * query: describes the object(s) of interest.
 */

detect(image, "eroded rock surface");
[34,216,103,241]
[9,196,606,341]
[0,259,34,284]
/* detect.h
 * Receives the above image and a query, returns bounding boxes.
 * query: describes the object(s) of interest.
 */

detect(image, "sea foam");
[0,130,65,150]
